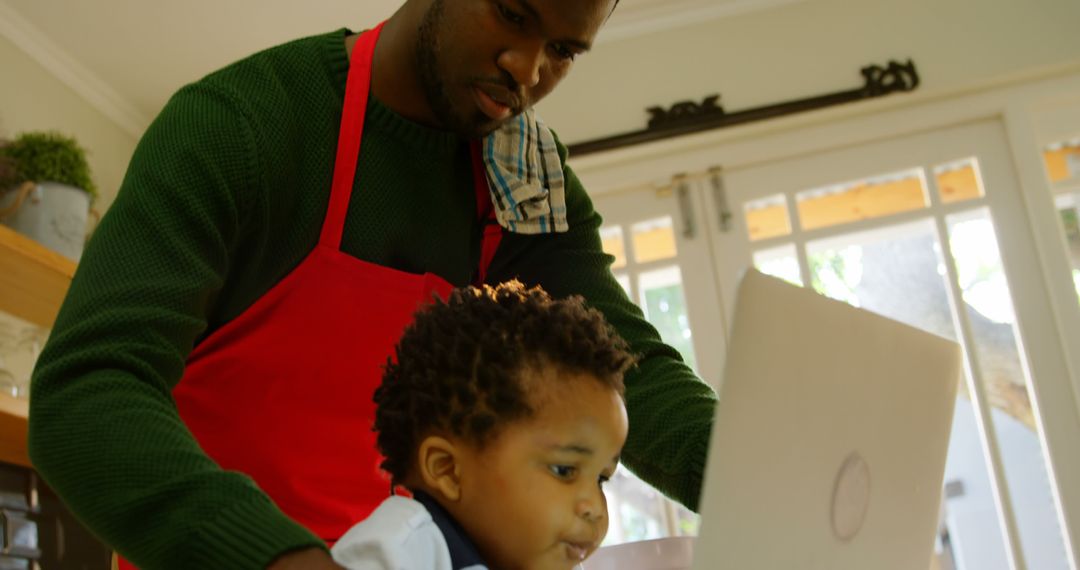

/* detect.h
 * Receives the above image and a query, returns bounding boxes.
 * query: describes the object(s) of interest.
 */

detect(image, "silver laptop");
[690,269,962,570]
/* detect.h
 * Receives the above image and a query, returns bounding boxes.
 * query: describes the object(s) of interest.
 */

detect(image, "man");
[28,1,717,569]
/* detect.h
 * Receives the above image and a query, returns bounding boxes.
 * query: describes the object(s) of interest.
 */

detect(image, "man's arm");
[486,138,717,511]
[28,82,323,568]
[271,548,345,569]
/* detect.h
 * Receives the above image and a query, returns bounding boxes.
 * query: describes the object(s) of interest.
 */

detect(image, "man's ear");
[417,435,463,502]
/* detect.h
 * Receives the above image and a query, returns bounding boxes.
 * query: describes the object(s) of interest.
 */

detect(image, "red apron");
[119,22,502,568]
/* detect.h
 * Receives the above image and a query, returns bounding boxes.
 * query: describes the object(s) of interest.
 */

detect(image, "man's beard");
[415,0,493,138]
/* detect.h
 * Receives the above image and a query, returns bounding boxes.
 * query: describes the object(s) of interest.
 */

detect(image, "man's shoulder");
[210,28,345,77]
[548,126,569,165]
[159,28,349,141]
[189,29,347,105]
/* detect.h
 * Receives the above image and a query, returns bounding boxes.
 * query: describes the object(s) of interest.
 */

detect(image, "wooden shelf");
[0,224,75,468]
[0,392,30,467]
[0,224,76,328]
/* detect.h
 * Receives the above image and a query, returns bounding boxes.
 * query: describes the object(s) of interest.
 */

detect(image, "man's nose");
[497,43,543,89]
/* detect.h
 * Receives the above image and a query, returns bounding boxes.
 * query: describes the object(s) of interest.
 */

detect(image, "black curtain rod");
[566,60,920,157]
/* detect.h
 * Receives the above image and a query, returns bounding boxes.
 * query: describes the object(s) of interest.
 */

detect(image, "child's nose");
[576,488,607,523]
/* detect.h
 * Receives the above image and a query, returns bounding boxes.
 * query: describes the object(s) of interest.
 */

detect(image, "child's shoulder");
[331,496,452,569]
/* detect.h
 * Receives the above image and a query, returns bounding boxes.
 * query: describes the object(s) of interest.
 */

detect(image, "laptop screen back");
[691,270,961,570]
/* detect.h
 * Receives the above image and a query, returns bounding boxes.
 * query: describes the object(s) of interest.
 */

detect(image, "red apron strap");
[321,23,385,250]
[470,141,503,286]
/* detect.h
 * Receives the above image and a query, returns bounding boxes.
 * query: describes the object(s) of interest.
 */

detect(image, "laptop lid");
[690,270,962,569]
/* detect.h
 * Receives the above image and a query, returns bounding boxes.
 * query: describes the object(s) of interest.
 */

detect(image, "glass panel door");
[708,119,1075,570]
[590,181,727,545]
[593,184,728,387]
[1042,137,1080,305]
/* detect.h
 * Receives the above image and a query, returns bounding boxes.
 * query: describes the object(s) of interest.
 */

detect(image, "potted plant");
[0,131,97,261]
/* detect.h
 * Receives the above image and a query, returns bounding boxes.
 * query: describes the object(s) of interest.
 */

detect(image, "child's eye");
[497,2,526,26]
[598,473,611,486]
[550,465,577,479]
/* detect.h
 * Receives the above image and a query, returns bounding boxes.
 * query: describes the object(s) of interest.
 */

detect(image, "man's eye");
[497,3,526,26]
[550,465,577,479]
[551,43,576,62]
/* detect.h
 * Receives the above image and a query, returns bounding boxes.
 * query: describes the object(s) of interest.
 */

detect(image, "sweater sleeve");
[27,82,324,568]
[487,137,718,512]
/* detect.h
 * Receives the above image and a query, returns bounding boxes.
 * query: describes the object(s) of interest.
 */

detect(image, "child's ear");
[417,436,463,502]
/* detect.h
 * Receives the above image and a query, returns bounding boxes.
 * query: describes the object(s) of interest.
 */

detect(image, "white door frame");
[589,179,730,388]
[569,62,1080,566]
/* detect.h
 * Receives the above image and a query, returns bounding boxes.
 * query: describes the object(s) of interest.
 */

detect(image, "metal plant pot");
[0,181,90,261]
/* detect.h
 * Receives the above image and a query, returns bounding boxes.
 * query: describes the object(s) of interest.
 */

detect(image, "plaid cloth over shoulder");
[481,108,568,234]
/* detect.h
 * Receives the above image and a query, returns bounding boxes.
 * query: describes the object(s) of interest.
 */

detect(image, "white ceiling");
[0,0,801,138]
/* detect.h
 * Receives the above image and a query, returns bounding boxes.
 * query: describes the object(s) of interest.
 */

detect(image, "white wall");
[540,0,1080,145]
[0,34,135,384]
[0,34,137,212]
[4,0,1080,208]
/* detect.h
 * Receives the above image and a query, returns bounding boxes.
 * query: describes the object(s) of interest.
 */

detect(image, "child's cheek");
[489,469,513,496]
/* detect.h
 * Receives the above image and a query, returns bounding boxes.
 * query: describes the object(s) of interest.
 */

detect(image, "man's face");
[416,0,616,138]
[452,368,628,569]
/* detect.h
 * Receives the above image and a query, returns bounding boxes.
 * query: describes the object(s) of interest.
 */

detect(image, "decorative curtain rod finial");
[647,94,725,129]
[860,59,920,97]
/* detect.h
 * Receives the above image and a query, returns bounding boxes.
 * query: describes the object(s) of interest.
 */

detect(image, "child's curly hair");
[374,280,636,483]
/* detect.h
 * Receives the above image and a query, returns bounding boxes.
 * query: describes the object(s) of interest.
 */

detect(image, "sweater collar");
[324,27,464,156]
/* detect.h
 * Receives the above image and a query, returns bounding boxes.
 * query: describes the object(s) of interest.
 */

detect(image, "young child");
[331,280,636,570]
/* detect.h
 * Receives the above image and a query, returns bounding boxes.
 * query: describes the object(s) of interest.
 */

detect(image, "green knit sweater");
[28,29,716,569]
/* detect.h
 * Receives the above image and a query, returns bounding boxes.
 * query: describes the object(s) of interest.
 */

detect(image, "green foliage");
[0,131,97,199]
[0,139,15,188]
[808,246,863,307]
[643,283,698,372]
[1061,207,1079,240]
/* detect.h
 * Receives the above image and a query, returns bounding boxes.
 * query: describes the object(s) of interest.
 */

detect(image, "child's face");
[454,368,628,570]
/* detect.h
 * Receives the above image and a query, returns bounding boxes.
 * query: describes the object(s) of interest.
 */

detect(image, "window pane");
[796,168,929,231]
[1043,138,1080,183]
[805,219,1011,570]
[744,194,791,242]
[614,273,632,298]
[637,266,697,372]
[1053,195,1080,306]
[946,209,1072,570]
[601,226,628,270]
[603,466,666,545]
[752,244,802,286]
[601,464,700,547]
[631,217,677,263]
[935,158,985,204]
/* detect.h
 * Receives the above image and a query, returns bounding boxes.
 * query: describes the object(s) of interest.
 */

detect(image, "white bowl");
[583,537,696,570]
